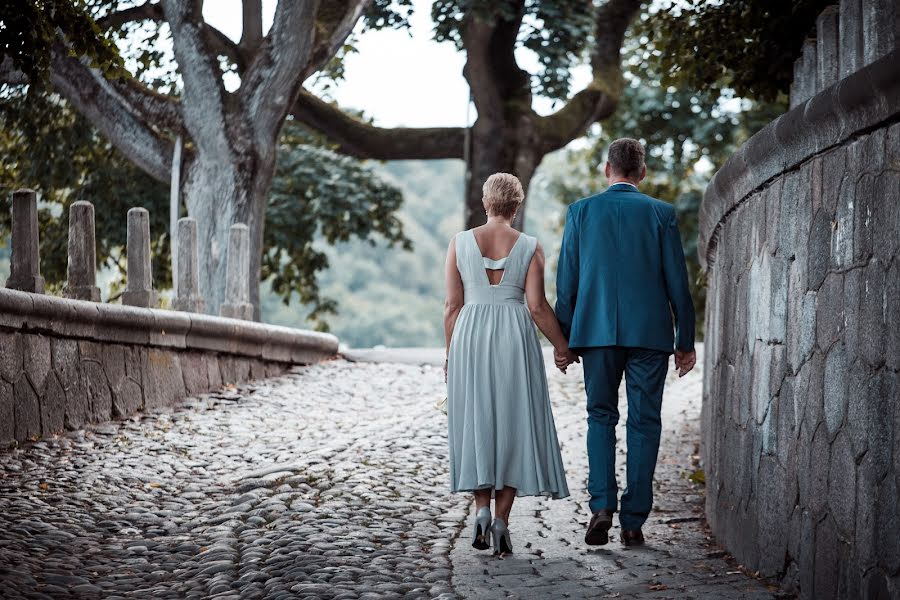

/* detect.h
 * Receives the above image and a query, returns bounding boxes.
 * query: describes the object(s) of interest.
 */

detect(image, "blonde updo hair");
[482,173,524,219]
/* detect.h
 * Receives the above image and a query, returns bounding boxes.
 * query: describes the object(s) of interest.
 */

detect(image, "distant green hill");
[261,156,570,348]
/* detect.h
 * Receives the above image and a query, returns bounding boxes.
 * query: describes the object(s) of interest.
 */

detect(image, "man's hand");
[554,347,580,373]
[674,349,696,377]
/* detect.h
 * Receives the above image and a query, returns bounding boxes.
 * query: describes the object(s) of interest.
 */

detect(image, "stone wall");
[0,288,339,446]
[698,2,900,598]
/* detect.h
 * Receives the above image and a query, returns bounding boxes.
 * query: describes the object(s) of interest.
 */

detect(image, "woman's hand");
[443,358,448,383]
[553,347,580,373]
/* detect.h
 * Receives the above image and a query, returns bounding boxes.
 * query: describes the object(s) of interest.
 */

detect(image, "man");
[554,138,696,547]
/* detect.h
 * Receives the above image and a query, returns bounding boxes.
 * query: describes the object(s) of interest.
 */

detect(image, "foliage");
[0,0,124,87]
[430,0,595,99]
[0,93,409,320]
[265,132,411,329]
[644,0,834,103]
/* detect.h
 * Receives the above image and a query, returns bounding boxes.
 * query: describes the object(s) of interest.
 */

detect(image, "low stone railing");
[1,190,338,446]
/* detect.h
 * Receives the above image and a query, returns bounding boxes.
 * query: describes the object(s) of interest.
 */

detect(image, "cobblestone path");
[0,347,777,599]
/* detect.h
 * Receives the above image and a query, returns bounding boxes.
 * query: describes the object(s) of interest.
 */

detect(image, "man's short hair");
[606,138,646,179]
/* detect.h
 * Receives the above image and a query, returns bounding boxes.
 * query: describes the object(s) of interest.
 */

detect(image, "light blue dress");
[447,229,570,499]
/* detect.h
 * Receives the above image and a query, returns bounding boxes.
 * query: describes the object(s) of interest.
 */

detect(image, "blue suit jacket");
[555,183,695,354]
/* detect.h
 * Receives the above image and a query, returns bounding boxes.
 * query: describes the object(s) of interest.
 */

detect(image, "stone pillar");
[816,6,840,92]
[862,0,899,65]
[5,189,45,293]
[839,0,864,78]
[790,39,818,108]
[122,207,157,308]
[63,201,101,301]
[220,223,253,320]
[173,217,204,313]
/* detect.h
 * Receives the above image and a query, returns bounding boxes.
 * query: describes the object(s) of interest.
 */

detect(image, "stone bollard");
[220,223,253,320]
[63,201,101,301]
[122,207,157,308]
[173,217,205,313]
[5,189,45,293]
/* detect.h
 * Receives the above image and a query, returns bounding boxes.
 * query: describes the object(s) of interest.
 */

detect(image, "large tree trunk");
[463,113,544,231]
[181,151,274,318]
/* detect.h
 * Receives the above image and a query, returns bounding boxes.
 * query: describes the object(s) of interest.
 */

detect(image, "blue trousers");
[581,346,669,531]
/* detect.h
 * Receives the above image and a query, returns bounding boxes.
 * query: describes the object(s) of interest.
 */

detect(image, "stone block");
[81,361,112,422]
[823,343,848,436]
[0,330,23,383]
[872,171,900,265]
[101,343,125,393]
[875,476,900,573]
[832,174,856,269]
[756,456,788,577]
[858,261,886,368]
[809,422,830,517]
[888,262,900,372]
[815,272,845,350]
[264,362,286,379]
[234,358,251,383]
[847,363,873,460]
[761,401,777,456]
[51,338,88,429]
[807,208,832,291]
[249,359,266,381]
[816,6,840,91]
[813,515,841,599]
[149,310,190,349]
[113,379,143,419]
[842,268,862,365]
[854,173,876,263]
[798,510,817,594]
[142,349,186,410]
[855,455,879,571]
[840,0,865,78]
[63,201,100,302]
[5,189,45,293]
[777,377,798,468]
[827,430,856,537]
[0,380,13,445]
[180,352,209,396]
[13,376,40,441]
[206,355,223,390]
[769,257,789,344]
[23,334,51,393]
[40,373,65,436]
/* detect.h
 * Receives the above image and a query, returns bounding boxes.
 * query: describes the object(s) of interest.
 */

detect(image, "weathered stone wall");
[0,288,339,446]
[698,3,900,598]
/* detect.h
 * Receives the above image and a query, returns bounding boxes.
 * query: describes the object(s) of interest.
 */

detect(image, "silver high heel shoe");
[472,507,492,550]
[491,517,513,555]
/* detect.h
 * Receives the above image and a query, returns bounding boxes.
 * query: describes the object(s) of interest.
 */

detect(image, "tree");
[0,91,409,330]
[287,0,643,231]
[645,0,833,103]
[1,0,374,317]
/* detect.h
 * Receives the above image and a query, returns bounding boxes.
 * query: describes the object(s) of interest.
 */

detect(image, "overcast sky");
[203,0,593,128]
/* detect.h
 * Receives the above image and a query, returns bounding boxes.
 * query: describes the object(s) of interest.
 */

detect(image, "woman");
[444,172,577,555]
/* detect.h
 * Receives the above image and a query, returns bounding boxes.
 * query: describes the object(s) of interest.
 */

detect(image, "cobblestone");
[451,346,779,599]
[0,347,775,598]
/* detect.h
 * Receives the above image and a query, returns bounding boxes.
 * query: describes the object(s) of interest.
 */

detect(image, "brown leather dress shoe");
[584,510,613,546]
[621,529,645,546]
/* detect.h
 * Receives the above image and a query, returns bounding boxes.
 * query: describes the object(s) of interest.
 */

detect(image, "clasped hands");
[553,347,580,373]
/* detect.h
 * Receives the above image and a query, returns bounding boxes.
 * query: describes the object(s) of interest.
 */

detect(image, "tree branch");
[96,2,164,29]
[303,0,371,80]
[536,0,642,152]
[290,91,465,160]
[48,47,173,182]
[162,0,232,157]
[461,15,503,121]
[241,0,320,145]
[240,0,263,52]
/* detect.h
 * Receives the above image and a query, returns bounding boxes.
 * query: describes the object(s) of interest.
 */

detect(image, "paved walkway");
[0,346,778,599]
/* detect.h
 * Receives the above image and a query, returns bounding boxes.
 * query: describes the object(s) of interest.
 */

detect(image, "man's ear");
[604,162,611,179]
[638,164,647,183]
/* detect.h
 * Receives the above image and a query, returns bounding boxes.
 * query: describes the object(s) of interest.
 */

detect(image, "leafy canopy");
[645,0,834,103]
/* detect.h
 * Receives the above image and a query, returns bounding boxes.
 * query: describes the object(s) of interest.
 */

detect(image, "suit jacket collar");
[607,182,639,192]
